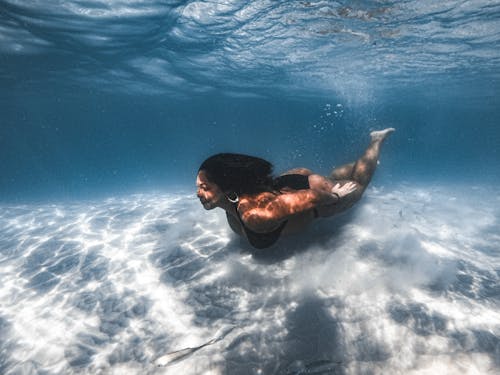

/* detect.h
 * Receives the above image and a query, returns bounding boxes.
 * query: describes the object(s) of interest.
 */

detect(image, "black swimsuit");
[234,174,313,249]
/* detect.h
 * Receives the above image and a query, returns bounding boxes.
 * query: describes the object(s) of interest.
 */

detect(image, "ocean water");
[1,1,499,374]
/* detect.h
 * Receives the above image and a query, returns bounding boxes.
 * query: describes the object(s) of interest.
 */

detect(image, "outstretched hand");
[331,182,357,198]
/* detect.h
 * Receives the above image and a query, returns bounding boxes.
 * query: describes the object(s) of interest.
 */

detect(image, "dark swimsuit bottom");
[234,174,316,249]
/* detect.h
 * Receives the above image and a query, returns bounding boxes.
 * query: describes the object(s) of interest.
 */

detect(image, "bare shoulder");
[237,192,281,232]
[236,189,320,233]
[238,192,277,212]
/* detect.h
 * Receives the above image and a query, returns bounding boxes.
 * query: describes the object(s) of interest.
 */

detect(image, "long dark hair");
[199,153,274,195]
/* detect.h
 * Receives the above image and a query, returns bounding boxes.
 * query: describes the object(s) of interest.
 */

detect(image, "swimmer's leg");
[309,128,395,216]
[350,128,395,191]
[330,162,355,180]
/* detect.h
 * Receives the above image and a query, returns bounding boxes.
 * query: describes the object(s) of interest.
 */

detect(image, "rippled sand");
[0,185,499,374]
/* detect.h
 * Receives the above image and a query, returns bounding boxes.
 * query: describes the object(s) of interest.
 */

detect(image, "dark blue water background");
[1,3,500,374]
[1,0,499,201]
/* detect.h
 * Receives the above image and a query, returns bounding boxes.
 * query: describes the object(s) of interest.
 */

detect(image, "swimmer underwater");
[196,128,395,249]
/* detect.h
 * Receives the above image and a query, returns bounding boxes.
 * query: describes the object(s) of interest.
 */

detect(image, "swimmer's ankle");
[370,128,395,142]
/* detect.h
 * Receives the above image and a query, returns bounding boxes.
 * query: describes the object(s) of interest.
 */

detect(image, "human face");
[196,170,224,210]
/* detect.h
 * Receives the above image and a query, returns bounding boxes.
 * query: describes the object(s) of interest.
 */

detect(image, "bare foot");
[370,128,395,142]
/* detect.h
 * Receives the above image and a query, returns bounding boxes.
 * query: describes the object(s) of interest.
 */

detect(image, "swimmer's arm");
[241,182,357,232]
[240,190,338,233]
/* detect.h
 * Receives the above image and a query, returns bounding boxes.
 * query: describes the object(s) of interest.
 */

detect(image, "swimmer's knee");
[330,162,355,180]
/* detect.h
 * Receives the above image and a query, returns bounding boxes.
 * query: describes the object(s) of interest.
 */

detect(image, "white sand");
[0,184,498,374]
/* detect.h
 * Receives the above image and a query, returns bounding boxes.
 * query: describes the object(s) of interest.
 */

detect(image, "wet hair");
[199,153,274,195]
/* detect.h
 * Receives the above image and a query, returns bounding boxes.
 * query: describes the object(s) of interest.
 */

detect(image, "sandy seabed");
[0,184,499,375]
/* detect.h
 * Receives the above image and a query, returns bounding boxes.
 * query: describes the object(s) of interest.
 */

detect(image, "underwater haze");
[1,1,499,374]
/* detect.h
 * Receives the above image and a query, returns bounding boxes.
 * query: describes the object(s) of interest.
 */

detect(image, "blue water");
[0,1,499,374]
[1,0,500,200]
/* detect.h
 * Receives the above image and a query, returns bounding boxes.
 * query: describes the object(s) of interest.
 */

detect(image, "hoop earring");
[226,192,239,203]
